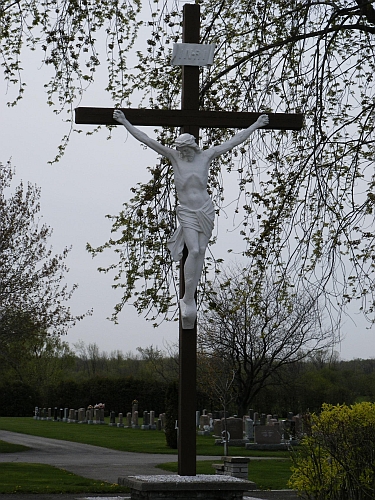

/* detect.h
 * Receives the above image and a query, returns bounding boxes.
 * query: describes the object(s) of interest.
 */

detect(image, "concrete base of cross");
[118,474,256,500]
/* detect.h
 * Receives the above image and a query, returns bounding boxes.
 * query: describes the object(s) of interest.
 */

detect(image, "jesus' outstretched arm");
[206,114,269,160]
[113,109,176,161]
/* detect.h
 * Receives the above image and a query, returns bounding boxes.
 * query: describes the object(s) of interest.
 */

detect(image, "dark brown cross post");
[75,3,303,477]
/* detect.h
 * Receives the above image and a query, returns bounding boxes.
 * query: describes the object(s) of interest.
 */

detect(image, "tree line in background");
[0,337,374,418]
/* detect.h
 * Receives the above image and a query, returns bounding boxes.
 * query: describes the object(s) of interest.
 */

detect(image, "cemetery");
[2,0,375,498]
[32,403,304,454]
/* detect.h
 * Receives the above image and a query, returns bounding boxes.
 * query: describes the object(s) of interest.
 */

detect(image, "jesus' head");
[174,133,201,161]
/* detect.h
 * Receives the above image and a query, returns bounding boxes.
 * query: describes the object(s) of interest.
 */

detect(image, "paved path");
[0,430,184,482]
[0,430,299,500]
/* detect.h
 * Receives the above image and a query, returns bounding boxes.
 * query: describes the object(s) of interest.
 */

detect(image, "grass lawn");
[157,459,292,490]
[0,463,130,494]
[0,417,291,457]
[0,439,30,453]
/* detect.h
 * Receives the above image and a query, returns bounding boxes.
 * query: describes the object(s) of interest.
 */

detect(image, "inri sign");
[171,43,215,67]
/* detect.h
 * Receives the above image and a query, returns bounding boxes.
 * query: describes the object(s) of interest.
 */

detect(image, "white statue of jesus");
[113,109,269,329]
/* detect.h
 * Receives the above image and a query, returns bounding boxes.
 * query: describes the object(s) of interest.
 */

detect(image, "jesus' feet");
[180,298,197,330]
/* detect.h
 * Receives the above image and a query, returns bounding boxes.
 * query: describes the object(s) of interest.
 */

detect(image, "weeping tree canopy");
[3,0,375,326]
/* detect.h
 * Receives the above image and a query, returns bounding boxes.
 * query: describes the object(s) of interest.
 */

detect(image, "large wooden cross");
[75,3,302,476]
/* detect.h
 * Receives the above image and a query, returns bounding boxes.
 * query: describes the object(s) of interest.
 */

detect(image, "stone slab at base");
[118,474,256,500]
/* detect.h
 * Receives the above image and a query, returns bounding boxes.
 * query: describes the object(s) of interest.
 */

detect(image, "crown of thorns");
[174,133,198,148]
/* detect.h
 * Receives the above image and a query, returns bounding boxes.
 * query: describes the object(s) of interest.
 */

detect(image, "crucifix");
[75,3,303,477]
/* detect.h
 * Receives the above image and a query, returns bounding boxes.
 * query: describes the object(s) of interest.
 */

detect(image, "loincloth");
[167,198,215,262]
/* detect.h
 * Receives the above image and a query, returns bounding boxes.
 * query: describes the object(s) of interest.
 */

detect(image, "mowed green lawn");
[0,417,290,456]
[0,462,130,494]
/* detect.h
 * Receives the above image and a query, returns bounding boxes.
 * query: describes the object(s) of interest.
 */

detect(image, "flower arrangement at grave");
[93,403,105,409]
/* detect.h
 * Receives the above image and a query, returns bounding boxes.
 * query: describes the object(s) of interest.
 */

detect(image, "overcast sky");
[1,11,374,360]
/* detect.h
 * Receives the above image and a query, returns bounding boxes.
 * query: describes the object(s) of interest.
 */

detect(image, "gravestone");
[94,408,101,424]
[132,410,139,429]
[126,412,132,428]
[245,418,254,440]
[225,418,243,440]
[150,410,156,430]
[160,413,166,430]
[254,425,282,445]
[100,408,105,424]
[87,408,94,424]
[118,412,124,428]
[198,414,211,436]
[141,411,150,430]
[199,414,210,430]
[132,401,138,425]
[78,408,86,423]
[68,409,75,423]
[293,415,302,437]
[109,411,116,427]
[213,419,222,437]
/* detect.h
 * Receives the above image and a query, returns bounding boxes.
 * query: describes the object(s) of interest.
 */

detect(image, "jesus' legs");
[180,228,209,329]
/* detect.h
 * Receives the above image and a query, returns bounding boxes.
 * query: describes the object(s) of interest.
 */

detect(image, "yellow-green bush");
[289,402,375,499]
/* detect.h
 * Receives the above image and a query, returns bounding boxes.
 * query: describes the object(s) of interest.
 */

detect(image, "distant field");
[0,417,291,457]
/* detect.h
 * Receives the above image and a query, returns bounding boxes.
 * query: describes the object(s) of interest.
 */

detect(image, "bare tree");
[198,351,236,455]
[198,264,337,415]
[136,344,179,384]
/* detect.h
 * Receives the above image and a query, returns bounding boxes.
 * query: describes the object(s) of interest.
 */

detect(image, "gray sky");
[1,24,374,361]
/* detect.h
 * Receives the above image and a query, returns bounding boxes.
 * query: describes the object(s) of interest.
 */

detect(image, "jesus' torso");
[171,152,211,210]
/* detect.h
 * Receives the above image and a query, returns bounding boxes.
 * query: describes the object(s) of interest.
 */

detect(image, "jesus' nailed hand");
[113,109,269,329]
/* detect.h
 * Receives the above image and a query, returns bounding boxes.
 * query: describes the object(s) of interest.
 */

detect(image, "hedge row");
[0,377,210,417]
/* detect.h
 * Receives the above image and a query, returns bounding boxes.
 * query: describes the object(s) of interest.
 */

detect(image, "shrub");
[289,402,375,499]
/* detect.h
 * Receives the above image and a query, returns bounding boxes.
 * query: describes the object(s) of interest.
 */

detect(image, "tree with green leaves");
[0,161,86,349]
[2,1,375,331]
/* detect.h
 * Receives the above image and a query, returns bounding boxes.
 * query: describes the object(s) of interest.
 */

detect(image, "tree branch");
[201,23,375,98]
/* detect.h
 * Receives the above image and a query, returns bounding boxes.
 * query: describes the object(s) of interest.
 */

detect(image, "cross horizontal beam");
[75,107,303,131]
